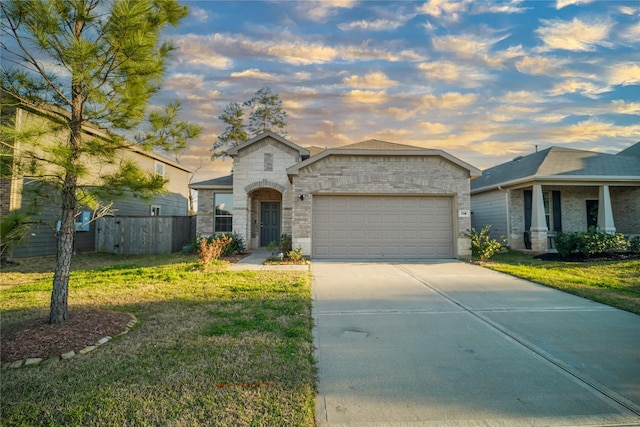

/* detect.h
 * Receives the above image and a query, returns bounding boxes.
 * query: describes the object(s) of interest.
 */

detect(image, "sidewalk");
[229,248,310,271]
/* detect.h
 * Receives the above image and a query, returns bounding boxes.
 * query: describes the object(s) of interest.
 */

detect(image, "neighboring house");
[191,131,480,259]
[1,98,193,258]
[470,143,640,252]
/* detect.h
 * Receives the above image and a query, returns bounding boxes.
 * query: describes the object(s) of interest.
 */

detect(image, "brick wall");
[292,154,472,258]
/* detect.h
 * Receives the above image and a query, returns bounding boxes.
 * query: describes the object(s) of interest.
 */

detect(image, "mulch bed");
[534,252,640,262]
[1,310,133,363]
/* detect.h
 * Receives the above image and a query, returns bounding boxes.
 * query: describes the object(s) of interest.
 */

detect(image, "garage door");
[313,195,453,259]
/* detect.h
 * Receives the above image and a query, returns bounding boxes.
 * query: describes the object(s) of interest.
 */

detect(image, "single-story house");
[470,143,640,252]
[190,131,481,259]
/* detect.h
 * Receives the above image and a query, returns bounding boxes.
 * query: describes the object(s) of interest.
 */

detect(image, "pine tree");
[244,87,288,137]
[211,102,248,159]
[1,0,192,324]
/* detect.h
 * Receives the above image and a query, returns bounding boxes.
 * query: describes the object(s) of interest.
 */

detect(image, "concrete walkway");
[313,260,640,426]
[228,248,310,271]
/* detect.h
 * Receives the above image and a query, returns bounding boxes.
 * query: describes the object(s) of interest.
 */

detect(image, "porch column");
[530,184,548,252]
[598,185,616,234]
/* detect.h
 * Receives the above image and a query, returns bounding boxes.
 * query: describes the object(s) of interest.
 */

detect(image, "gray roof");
[287,139,481,176]
[190,174,233,189]
[617,141,640,158]
[471,146,640,193]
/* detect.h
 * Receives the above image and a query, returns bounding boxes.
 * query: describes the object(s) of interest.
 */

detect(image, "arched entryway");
[248,187,283,249]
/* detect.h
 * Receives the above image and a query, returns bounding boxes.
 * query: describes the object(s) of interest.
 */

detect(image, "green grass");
[483,251,640,315]
[1,253,315,426]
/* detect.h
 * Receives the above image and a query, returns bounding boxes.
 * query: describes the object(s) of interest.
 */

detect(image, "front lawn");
[1,254,315,426]
[483,251,640,315]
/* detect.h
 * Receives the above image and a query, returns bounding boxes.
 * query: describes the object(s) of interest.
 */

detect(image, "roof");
[471,146,640,193]
[617,141,640,158]
[227,131,309,157]
[287,139,481,176]
[305,146,326,157]
[190,174,233,189]
[337,139,422,151]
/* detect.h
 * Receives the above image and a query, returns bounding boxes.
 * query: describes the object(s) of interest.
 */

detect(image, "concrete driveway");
[312,260,640,426]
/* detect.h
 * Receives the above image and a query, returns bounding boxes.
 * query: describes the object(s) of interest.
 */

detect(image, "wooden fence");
[96,216,196,255]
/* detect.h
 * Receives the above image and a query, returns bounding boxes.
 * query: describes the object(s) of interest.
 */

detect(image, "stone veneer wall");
[232,137,299,249]
[291,154,472,258]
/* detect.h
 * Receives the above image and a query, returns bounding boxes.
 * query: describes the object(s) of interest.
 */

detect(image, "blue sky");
[155,0,640,181]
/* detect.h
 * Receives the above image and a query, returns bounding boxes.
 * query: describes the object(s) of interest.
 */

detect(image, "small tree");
[243,87,288,137]
[1,0,191,324]
[467,225,505,262]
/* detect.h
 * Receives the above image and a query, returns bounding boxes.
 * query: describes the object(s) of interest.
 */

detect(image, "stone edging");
[1,314,138,370]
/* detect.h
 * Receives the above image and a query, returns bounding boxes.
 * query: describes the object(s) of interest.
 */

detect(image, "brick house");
[470,143,640,252]
[190,132,481,259]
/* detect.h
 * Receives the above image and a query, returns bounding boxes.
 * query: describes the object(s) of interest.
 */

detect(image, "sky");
[153,0,640,182]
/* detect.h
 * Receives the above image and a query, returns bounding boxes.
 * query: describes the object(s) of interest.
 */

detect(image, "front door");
[260,202,281,246]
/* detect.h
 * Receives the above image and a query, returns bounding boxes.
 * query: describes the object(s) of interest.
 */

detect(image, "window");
[264,153,273,171]
[155,162,164,177]
[214,193,233,233]
[150,205,161,216]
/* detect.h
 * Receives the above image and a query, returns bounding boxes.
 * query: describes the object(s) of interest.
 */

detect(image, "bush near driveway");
[1,254,315,427]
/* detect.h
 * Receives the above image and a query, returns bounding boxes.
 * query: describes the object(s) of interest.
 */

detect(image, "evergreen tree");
[211,102,248,159]
[1,0,191,324]
[244,87,288,137]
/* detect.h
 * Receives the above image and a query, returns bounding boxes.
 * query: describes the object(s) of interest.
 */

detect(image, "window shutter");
[552,191,562,232]
[524,190,532,231]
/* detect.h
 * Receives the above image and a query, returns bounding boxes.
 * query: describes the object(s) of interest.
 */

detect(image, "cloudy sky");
[154,0,640,182]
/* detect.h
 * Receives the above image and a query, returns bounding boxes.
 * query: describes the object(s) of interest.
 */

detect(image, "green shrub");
[555,229,631,257]
[629,236,640,253]
[267,234,292,254]
[219,232,246,256]
[554,232,579,257]
[288,247,304,262]
[467,225,505,262]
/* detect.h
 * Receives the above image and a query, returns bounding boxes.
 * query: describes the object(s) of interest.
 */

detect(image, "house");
[190,131,480,259]
[470,143,640,252]
[1,97,193,258]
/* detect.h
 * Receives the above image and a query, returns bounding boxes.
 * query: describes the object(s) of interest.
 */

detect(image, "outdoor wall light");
[299,194,305,201]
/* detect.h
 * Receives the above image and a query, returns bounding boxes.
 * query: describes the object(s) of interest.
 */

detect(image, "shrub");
[576,231,628,255]
[555,229,630,258]
[198,234,232,265]
[554,232,579,257]
[267,234,292,254]
[630,236,640,253]
[288,247,304,262]
[467,225,505,262]
[219,232,246,256]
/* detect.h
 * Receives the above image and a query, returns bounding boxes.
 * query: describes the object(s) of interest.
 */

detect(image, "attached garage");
[313,195,453,259]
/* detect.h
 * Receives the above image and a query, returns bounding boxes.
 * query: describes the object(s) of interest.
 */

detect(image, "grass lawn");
[483,251,640,315]
[1,253,315,426]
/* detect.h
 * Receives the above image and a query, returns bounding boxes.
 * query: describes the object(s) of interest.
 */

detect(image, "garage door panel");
[313,195,453,259]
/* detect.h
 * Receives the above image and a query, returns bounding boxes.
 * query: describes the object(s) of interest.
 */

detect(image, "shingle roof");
[471,146,640,192]
[617,141,640,158]
[190,174,233,189]
[337,139,422,151]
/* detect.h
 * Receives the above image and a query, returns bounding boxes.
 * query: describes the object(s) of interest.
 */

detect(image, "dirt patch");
[535,252,640,262]
[1,309,133,363]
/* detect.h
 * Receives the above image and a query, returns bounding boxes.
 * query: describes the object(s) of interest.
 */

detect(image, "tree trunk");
[50,188,75,323]
[50,61,83,323]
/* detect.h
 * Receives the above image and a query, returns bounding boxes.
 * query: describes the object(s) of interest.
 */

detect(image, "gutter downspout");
[498,185,510,247]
